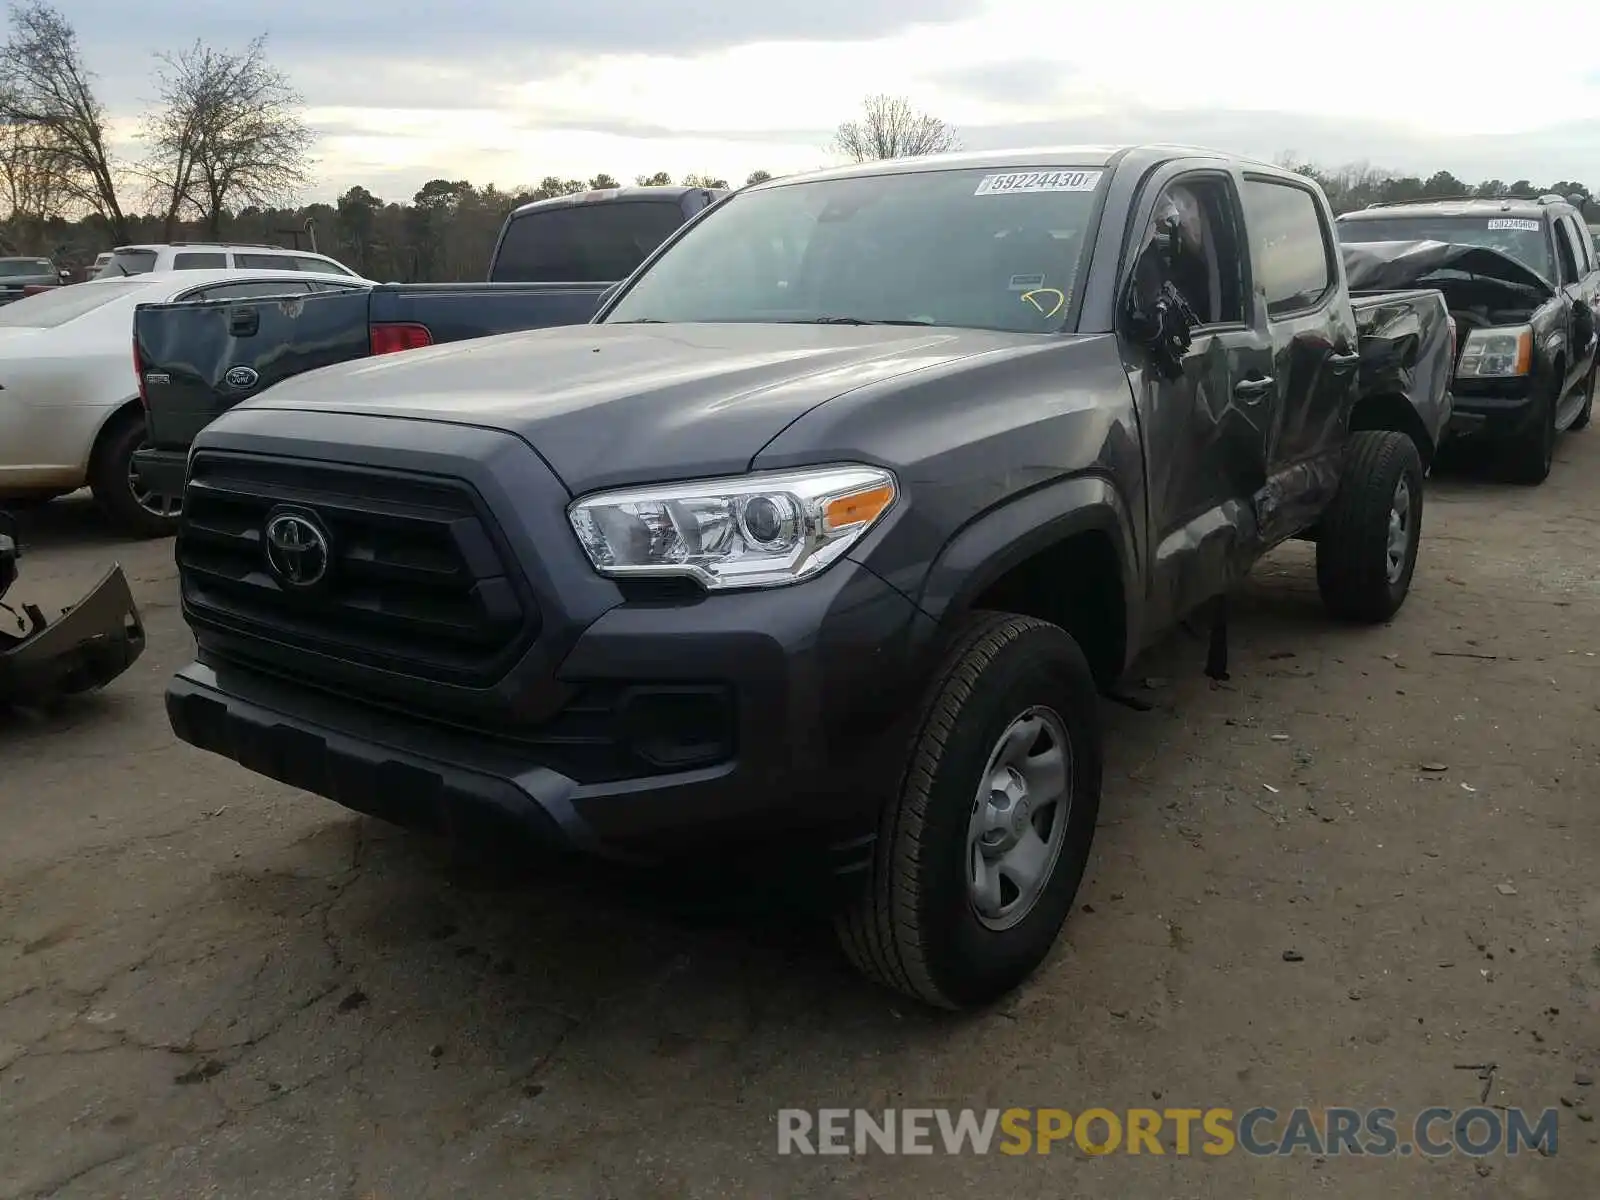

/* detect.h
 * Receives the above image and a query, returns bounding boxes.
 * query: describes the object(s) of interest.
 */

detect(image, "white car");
[0,268,370,536]
[94,243,359,280]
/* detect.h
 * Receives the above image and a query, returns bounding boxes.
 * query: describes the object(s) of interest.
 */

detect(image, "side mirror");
[595,282,621,310]
[57,269,70,283]
[1122,272,1195,381]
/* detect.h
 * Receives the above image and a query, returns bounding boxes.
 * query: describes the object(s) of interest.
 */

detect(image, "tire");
[1316,430,1424,624]
[1502,378,1558,484]
[1571,363,1595,431]
[834,611,1102,1010]
[88,411,181,538]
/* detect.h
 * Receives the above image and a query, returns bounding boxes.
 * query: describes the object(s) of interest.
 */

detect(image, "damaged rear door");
[1238,173,1360,540]
[136,280,372,455]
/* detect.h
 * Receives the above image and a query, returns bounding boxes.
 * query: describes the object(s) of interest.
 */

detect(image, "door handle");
[1328,350,1361,372]
[227,308,260,337]
[1234,375,1275,400]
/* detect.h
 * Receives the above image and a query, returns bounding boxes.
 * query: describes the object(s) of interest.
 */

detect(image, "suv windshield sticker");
[975,170,1104,196]
[1487,219,1541,231]
[1009,273,1046,291]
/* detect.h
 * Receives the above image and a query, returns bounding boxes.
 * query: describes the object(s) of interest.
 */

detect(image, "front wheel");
[88,412,181,538]
[1571,363,1595,431]
[1316,430,1425,624]
[834,612,1102,1010]
[1502,381,1557,484]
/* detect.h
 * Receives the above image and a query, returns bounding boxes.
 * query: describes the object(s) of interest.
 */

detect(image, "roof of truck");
[507,185,728,218]
[743,144,1296,190]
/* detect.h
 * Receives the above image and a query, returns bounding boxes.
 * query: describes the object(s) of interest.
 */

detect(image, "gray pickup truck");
[162,146,1453,1010]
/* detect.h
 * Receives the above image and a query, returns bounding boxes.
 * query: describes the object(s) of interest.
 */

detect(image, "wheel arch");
[912,474,1140,688]
[1349,391,1437,471]
[84,397,145,474]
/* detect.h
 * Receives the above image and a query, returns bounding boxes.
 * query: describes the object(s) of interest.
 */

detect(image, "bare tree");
[0,1,125,239]
[0,119,69,224]
[144,36,314,238]
[830,94,960,163]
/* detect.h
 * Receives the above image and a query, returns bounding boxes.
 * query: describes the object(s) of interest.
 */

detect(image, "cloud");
[70,0,977,102]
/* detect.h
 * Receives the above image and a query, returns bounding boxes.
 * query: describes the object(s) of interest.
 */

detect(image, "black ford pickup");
[131,185,728,501]
[164,146,1453,1010]
[1338,195,1599,482]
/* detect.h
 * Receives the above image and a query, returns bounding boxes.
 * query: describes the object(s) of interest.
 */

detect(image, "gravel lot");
[2,436,1597,1199]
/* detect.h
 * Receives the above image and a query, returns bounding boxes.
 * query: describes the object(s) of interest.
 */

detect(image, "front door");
[1555,215,1598,412]
[1121,166,1275,636]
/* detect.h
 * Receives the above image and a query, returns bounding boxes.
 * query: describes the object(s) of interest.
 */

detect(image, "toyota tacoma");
[163,146,1452,1009]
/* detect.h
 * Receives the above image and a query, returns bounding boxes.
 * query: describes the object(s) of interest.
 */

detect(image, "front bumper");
[1446,378,1538,441]
[168,555,930,884]
[0,565,146,703]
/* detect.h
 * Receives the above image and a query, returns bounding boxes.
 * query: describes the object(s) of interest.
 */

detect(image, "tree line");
[1277,156,1596,220]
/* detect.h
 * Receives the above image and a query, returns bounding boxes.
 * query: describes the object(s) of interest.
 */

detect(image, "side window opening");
[1132,176,1248,328]
[1559,216,1590,276]
[1553,219,1578,285]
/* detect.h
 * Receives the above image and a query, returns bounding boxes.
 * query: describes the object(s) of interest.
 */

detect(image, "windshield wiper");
[609,317,664,323]
[797,316,934,326]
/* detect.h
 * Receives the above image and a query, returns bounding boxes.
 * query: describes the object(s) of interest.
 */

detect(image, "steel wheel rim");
[966,705,1073,932]
[1385,476,1412,584]
[126,445,181,519]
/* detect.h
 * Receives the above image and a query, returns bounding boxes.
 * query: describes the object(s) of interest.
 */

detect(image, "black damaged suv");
[164,146,1453,1009]
[1338,194,1599,482]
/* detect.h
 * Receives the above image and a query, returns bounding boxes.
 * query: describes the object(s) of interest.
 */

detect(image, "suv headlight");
[568,464,898,590]
[1456,325,1532,378]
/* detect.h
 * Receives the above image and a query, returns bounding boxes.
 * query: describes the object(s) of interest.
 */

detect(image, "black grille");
[178,452,538,685]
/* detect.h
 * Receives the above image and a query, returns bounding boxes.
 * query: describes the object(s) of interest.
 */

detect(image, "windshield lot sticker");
[1021,288,1066,318]
[1009,273,1046,291]
[976,170,1103,196]
[1487,219,1541,231]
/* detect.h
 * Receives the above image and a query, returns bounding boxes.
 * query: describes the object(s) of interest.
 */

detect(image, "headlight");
[568,464,898,590]
[1456,325,1531,378]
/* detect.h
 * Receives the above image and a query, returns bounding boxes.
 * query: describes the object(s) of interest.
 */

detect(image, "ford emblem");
[225,365,260,390]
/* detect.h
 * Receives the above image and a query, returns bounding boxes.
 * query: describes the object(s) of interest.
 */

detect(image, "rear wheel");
[1316,430,1424,624]
[834,611,1102,1010]
[88,411,181,539]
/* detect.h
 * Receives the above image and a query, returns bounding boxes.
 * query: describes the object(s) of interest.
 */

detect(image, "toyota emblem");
[264,512,330,587]
[225,365,260,390]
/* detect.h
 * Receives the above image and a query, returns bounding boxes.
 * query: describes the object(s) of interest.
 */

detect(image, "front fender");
[909,471,1142,669]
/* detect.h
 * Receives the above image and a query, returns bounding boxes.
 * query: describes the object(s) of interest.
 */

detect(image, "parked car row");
[0,268,370,535]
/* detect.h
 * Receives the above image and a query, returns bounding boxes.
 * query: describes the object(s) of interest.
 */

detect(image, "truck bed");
[1349,287,1456,461]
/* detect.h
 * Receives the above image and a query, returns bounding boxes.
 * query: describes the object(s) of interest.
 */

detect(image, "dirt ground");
[2,436,1597,1200]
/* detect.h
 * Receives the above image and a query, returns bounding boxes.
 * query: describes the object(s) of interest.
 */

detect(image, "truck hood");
[237,321,1053,493]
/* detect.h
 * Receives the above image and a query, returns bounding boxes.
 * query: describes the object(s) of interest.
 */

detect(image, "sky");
[61,0,1600,206]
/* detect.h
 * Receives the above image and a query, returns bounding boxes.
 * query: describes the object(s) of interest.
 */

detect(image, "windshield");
[490,201,688,283]
[602,166,1106,333]
[1337,215,1553,282]
[0,280,141,327]
[93,249,158,279]
[0,259,52,276]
